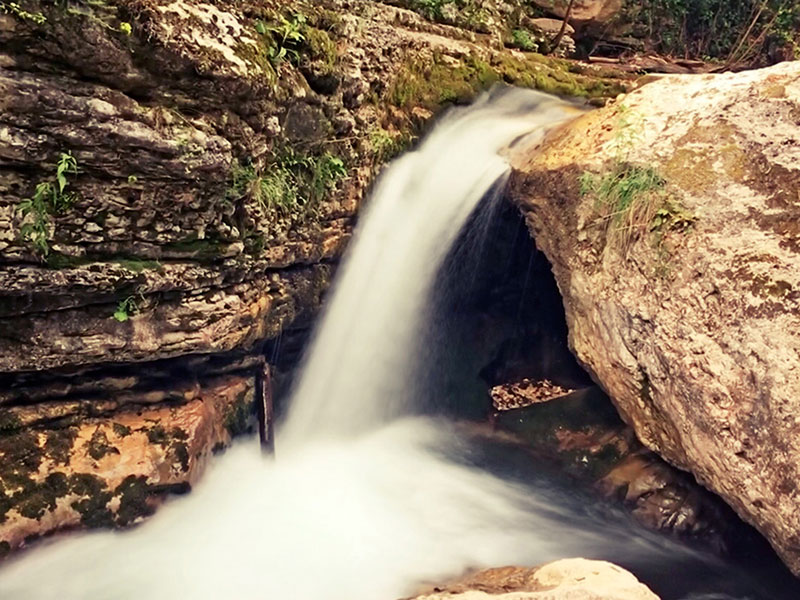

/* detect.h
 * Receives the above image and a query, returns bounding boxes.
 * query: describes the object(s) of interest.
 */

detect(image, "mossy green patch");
[69,472,114,527]
[43,427,78,465]
[112,422,132,437]
[224,390,254,437]
[388,51,628,114]
[16,472,69,520]
[87,429,119,461]
[0,411,22,433]
[146,425,169,445]
[114,475,154,526]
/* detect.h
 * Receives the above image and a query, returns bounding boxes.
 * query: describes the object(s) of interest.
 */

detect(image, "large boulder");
[408,559,659,599]
[509,61,800,574]
[532,0,623,26]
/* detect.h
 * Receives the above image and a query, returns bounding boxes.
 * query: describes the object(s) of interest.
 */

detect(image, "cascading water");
[280,89,579,444]
[0,89,793,600]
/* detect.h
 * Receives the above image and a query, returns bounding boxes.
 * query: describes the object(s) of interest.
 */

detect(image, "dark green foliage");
[623,0,800,62]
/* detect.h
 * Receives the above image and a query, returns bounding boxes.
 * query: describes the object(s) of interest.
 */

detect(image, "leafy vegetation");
[621,0,800,62]
[0,1,45,23]
[511,29,539,52]
[256,13,307,65]
[253,10,338,73]
[406,0,489,28]
[18,152,78,256]
[113,294,141,323]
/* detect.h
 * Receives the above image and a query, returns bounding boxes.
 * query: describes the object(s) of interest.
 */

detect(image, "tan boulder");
[408,559,659,599]
[531,0,623,26]
[509,62,800,574]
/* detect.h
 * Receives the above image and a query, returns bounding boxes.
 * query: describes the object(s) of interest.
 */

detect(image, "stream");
[1,88,798,600]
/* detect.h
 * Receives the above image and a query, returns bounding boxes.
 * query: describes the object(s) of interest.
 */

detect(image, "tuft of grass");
[369,127,416,163]
[581,164,666,244]
[580,104,694,255]
[258,147,347,215]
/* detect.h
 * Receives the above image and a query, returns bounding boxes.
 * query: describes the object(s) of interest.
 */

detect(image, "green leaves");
[255,13,307,66]
[55,152,77,195]
[17,152,78,256]
[113,296,140,322]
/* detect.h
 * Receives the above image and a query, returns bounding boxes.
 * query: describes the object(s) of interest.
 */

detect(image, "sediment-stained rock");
[510,61,800,574]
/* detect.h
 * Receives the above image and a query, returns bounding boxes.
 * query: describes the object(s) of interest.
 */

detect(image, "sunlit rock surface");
[408,559,659,599]
[0,357,265,556]
[510,61,800,574]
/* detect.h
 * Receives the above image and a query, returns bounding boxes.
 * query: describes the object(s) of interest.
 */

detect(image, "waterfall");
[280,88,578,445]
[0,89,763,600]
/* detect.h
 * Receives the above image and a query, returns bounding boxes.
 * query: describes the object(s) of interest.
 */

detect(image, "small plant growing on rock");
[511,29,538,52]
[257,147,347,216]
[113,294,141,322]
[257,13,307,66]
[580,105,693,255]
[0,2,46,24]
[18,152,78,256]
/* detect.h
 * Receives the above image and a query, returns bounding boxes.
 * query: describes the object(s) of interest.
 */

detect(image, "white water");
[0,90,757,600]
[280,88,578,444]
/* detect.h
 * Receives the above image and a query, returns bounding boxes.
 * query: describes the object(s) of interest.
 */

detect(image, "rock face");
[0,354,267,556]
[408,559,660,599]
[532,0,623,26]
[0,0,628,372]
[510,62,800,574]
[0,0,629,552]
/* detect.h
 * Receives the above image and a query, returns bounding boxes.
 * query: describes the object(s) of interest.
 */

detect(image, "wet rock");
[509,61,800,574]
[0,0,629,374]
[493,386,740,551]
[408,559,660,599]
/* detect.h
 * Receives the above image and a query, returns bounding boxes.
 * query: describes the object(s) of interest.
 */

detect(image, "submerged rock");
[407,559,659,599]
[510,61,800,574]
